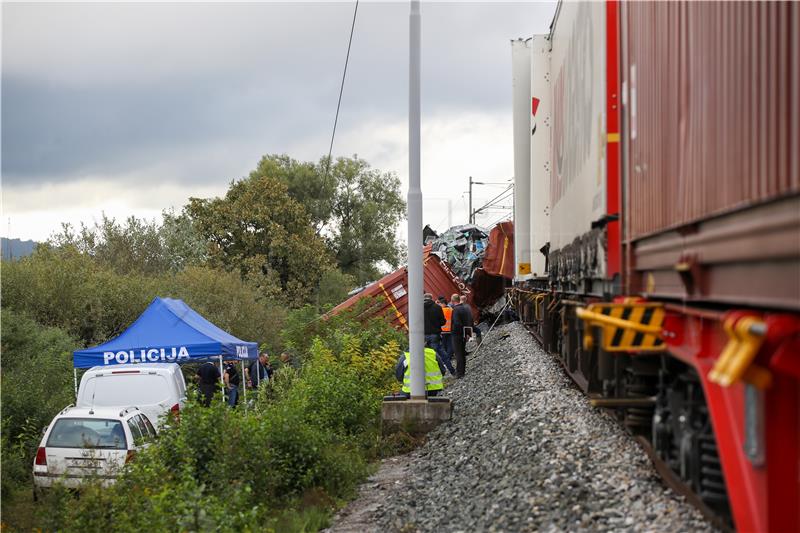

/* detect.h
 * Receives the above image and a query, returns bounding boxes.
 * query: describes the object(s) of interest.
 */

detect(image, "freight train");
[510,2,799,531]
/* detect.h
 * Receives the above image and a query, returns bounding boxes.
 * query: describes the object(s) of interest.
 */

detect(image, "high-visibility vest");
[441,305,453,333]
[401,348,444,393]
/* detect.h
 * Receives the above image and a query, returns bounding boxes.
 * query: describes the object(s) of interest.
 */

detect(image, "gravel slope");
[329,322,716,533]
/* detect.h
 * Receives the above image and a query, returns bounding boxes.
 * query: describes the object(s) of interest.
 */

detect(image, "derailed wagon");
[511,2,800,531]
[329,245,478,330]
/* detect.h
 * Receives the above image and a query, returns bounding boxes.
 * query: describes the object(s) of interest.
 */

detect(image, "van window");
[86,375,172,406]
[48,418,127,449]
[140,415,157,438]
[127,418,143,444]
[134,415,151,441]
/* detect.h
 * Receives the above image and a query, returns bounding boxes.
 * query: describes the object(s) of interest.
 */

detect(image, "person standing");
[438,295,456,375]
[223,360,240,407]
[451,294,474,378]
[196,361,221,406]
[423,293,448,370]
[246,352,272,390]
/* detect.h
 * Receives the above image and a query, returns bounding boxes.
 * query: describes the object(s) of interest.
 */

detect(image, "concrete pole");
[407,0,425,400]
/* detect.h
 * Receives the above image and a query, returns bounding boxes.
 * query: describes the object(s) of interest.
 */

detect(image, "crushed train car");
[469,221,516,311]
[329,245,477,330]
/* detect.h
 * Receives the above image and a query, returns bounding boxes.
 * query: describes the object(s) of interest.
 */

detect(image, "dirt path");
[324,454,413,533]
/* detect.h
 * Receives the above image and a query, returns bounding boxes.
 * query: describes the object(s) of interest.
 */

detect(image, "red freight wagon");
[329,246,477,331]
[511,2,800,531]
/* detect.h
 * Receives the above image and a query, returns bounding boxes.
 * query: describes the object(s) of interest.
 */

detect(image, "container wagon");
[511,2,799,531]
[329,245,478,329]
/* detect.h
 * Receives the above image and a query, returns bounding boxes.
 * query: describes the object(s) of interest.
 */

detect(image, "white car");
[33,406,156,492]
[76,363,187,430]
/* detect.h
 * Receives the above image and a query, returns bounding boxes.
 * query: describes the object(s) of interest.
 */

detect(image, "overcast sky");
[1,1,556,242]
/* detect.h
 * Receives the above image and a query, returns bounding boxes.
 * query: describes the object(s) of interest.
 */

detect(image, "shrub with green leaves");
[0,310,77,498]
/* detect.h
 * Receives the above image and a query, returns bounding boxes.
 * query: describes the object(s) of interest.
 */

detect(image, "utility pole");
[468,176,473,224]
[447,199,452,228]
[407,0,425,400]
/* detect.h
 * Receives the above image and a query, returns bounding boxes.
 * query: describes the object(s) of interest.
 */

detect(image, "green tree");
[323,155,406,284]
[49,212,206,275]
[258,154,406,286]
[253,155,337,233]
[160,208,208,270]
[185,171,332,306]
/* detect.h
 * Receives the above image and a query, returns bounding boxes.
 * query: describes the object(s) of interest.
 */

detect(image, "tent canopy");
[73,297,259,369]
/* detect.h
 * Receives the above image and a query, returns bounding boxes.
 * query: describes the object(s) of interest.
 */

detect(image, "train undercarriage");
[513,287,734,529]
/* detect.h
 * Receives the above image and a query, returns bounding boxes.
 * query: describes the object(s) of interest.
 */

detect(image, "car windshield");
[46,418,127,449]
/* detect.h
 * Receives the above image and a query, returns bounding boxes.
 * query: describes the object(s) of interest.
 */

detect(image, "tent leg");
[219,355,225,406]
[241,359,247,410]
[73,368,78,401]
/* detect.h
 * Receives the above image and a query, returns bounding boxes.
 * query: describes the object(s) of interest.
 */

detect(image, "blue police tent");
[73,297,259,369]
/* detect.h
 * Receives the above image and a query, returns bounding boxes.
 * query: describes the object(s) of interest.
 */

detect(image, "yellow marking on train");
[576,302,665,353]
[379,283,408,331]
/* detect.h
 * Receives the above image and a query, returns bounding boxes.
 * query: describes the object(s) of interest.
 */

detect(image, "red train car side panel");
[605,0,621,279]
[661,308,800,533]
[329,250,477,331]
[623,1,800,310]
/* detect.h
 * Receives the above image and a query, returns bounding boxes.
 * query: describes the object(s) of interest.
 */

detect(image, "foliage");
[281,299,406,362]
[1,247,283,350]
[33,307,402,532]
[321,155,406,285]
[1,245,158,345]
[261,154,406,286]
[255,154,336,233]
[316,268,357,309]
[159,208,209,269]
[185,169,332,306]
[0,152,414,531]
[0,310,76,501]
[49,213,204,275]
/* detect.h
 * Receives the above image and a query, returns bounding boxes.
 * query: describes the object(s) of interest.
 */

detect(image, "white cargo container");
[528,34,551,278]
[511,38,532,281]
[512,2,615,289]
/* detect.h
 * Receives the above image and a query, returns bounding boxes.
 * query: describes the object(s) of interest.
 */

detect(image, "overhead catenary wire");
[324,0,360,178]
[471,185,513,220]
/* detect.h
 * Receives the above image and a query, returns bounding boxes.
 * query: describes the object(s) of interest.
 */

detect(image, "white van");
[33,405,156,492]
[76,363,186,429]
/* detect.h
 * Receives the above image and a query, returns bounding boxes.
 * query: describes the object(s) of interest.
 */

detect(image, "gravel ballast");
[329,322,716,533]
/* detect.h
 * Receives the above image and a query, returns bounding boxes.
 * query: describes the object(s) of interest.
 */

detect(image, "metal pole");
[448,199,452,228]
[73,368,78,400]
[219,355,225,405]
[468,176,473,224]
[241,359,247,409]
[408,0,425,400]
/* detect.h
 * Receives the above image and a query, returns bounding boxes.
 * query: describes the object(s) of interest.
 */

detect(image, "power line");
[325,0,359,177]
[471,185,513,219]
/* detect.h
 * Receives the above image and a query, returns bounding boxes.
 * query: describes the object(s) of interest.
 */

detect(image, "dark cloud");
[2,2,555,188]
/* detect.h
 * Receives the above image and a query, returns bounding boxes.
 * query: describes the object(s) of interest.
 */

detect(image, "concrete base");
[381,397,453,435]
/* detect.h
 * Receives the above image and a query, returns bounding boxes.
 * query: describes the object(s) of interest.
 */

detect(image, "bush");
[2,268,406,532]
[0,309,77,499]
[1,248,284,352]
[282,299,406,362]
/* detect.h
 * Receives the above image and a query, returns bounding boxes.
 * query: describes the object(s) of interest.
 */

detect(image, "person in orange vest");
[437,296,456,375]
